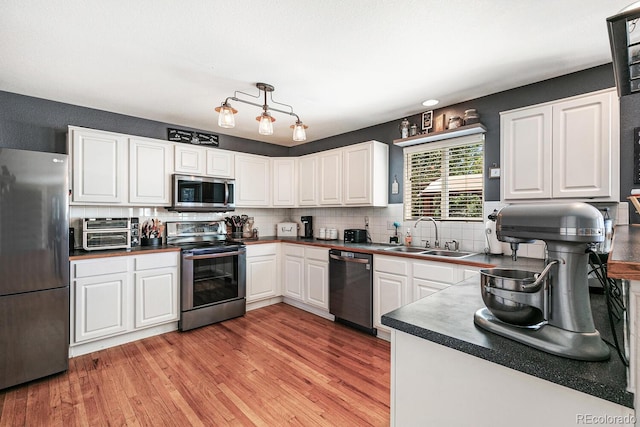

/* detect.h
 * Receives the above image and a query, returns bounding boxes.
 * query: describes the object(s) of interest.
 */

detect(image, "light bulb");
[258,112,274,135]
[217,103,235,128]
[292,121,307,142]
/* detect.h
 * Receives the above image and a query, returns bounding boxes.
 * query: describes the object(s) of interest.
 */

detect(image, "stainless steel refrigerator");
[0,148,69,390]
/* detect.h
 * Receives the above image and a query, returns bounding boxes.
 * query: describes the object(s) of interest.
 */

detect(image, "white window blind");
[403,135,484,221]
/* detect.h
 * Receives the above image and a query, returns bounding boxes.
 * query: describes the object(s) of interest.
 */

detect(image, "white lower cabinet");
[374,255,409,333]
[246,244,280,302]
[280,244,330,314]
[304,247,329,310]
[373,254,481,334]
[412,259,460,301]
[70,251,179,355]
[75,271,129,342]
[134,266,179,329]
[282,244,305,301]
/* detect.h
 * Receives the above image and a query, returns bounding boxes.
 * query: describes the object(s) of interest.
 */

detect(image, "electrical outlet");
[387,221,395,230]
[364,216,369,226]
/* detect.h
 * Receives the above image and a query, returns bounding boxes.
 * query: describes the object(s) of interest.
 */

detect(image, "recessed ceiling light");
[422,99,439,107]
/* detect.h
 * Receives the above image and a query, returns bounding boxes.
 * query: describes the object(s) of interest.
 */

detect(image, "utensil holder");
[141,237,162,247]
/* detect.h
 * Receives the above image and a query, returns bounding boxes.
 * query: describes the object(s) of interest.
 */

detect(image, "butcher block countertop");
[69,245,180,261]
[608,225,640,280]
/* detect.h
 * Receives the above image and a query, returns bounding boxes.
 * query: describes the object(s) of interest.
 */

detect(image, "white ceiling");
[0,1,633,147]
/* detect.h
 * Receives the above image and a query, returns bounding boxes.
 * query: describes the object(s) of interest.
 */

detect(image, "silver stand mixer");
[473,202,610,361]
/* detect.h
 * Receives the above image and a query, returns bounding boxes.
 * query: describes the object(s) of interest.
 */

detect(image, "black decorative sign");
[168,128,219,146]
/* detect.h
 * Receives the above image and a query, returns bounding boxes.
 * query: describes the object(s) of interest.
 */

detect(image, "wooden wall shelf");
[393,123,487,147]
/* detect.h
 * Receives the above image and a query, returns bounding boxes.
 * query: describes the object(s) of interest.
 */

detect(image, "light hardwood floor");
[0,303,390,426]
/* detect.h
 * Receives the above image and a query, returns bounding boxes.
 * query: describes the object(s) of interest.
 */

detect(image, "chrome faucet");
[414,216,439,248]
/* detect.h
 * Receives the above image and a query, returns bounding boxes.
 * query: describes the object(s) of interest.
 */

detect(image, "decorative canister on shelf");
[463,109,480,125]
[409,124,418,137]
[399,118,410,139]
[448,116,463,129]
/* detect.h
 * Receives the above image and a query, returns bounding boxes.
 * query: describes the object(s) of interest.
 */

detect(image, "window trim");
[403,134,485,221]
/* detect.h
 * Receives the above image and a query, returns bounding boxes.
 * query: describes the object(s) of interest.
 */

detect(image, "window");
[403,135,484,221]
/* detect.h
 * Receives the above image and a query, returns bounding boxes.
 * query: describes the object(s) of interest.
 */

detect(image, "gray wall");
[0,91,289,156]
[1,63,632,210]
[291,64,616,203]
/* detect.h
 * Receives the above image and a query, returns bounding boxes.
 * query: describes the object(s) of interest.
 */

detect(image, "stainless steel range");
[167,221,246,331]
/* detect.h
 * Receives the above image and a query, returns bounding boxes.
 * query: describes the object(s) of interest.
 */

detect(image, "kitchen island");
[382,237,635,426]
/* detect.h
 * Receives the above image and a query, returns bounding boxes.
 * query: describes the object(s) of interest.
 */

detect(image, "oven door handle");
[184,251,242,260]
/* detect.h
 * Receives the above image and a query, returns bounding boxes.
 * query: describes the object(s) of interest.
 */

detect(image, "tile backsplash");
[70,201,630,260]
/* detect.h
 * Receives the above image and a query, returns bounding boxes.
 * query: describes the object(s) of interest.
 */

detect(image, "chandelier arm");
[229,97,299,119]
[233,88,262,101]
[267,91,296,115]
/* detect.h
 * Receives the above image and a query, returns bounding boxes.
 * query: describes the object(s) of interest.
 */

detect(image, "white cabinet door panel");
[235,154,271,206]
[71,128,127,203]
[374,272,406,332]
[552,92,612,198]
[75,273,128,342]
[283,255,304,301]
[134,268,178,328]
[501,106,552,200]
[319,150,342,205]
[343,143,371,205]
[207,150,234,178]
[305,259,329,309]
[272,158,297,206]
[246,255,278,301]
[129,138,172,205]
[298,155,318,206]
[174,144,206,175]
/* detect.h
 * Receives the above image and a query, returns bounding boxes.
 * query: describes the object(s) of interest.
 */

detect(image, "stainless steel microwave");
[170,174,235,212]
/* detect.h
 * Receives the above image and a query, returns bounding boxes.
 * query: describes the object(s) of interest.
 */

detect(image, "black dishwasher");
[329,249,376,335]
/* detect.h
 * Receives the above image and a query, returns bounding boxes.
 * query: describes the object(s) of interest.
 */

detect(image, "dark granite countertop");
[382,279,633,408]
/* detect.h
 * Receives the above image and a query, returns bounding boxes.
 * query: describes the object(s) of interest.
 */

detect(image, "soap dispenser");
[404,228,412,246]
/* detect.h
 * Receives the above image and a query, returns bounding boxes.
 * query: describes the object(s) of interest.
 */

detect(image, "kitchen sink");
[422,250,475,258]
[383,246,476,258]
[384,246,429,253]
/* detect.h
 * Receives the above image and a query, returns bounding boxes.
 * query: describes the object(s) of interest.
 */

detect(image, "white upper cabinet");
[501,88,618,201]
[343,141,389,206]
[129,137,172,205]
[501,105,552,199]
[70,126,128,204]
[298,154,318,206]
[551,91,615,198]
[206,149,234,178]
[174,145,234,178]
[272,157,297,207]
[174,144,206,175]
[69,126,389,208]
[318,149,343,205]
[234,153,271,207]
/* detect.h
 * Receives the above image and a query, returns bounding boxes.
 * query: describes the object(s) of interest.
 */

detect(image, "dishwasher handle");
[329,253,370,264]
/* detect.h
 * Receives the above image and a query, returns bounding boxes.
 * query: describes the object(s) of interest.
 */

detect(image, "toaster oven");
[82,218,132,251]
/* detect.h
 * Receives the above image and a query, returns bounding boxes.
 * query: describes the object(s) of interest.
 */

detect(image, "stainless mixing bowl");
[480,268,545,326]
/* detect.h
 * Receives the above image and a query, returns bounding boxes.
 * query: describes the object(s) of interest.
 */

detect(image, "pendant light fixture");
[215,82,307,142]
